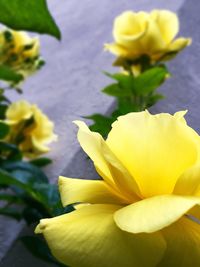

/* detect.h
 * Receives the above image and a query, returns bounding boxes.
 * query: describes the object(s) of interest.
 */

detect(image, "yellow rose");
[105,10,191,64]
[0,29,43,78]
[5,100,57,157]
[36,111,200,267]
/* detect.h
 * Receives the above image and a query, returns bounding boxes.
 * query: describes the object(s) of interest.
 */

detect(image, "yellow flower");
[105,10,191,65]
[5,100,57,157]
[0,29,43,78]
[36,111,200,267]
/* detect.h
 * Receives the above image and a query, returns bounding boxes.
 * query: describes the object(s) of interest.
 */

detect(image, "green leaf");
[134,67,168,95]
[30,157,52,167]
[102,83,132,97]
[0,65,23,83]
[21,236,67,266]
[103,72,134,96]
[104,72,133,86]
[86,114,115,137]
[0,0,61,39]
[0,122,9,139]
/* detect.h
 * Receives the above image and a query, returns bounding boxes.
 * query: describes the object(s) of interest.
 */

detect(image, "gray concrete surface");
[2,0,200,265]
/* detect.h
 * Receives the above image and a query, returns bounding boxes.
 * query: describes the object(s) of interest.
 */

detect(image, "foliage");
[0,65,23,84]
[0,123,65,266]
[0,0,61,39]
[21,236,67,267]
[0,121,64,266]
[88,60,169,137]
[0,1,62,265]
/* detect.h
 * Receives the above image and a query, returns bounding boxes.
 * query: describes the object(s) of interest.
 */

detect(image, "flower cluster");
[36,111,200,267]
[4,100,57,158]
[105,10,191,68]
[0,29,44,78]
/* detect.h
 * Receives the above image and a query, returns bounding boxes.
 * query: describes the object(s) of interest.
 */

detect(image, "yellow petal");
[114,194,200,233]
[112,11,150,57]
[174,162,200,196]
[35,204,166,267]
[5,100,33,124]
[74,121,141,201]
[174,135,200,195]
[104,43,128,57]
[157,217,200,267]
[31,137,50,153]
[12,31,33,48]
[174,110,188,122]
[169,37,192,52]
[140,17,165,53]
[30,106,57,152]
[151,10,179,44]
[32,106,57,142]
[59,176,126,206]
[113,11,148,45]
[101,141,142,200]
[106,111,199,197]
[74,121,116,186]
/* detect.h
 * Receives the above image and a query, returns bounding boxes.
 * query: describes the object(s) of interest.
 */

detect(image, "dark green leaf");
[0,207,22,220]
[1,161,49,183]
[0,65,23,83]
[0,168,57,218]
[22,207,46,224]
[0,142,22,161]
[0,122,9,138]
[0,168,32,192]
[134,67,168,95]
[30,157,52,167]
[32,183,62,213]
[0,0,61,39]
[11,169,36,186]
[118,98,140,113]
[62,204,76,214]
[21,236,66,266]
[0,90,11,103]
[86,114,115,137]
[146,94,165,108]
[0,105,8,119]
[0,193,23,204]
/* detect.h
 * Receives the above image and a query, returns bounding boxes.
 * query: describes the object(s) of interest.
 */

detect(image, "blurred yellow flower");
[105,10,191,65]
[0,29,44,78]
[5,100,57,157]
[36,111,200,267]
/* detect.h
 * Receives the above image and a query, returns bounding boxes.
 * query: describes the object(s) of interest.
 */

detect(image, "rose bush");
[105,10,191,66]
[36,111,200,267]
